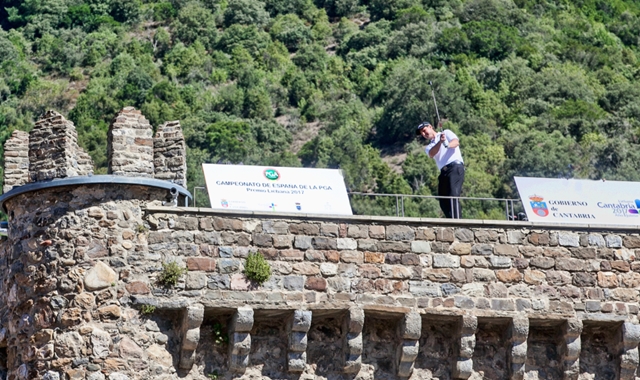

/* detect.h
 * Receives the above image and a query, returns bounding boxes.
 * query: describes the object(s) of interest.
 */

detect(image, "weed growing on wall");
[158,261,187,287]
[243,252,271,285]
[140,305,156,315]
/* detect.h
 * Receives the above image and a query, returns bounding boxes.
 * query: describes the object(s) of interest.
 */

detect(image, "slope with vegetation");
[0,0,639,218]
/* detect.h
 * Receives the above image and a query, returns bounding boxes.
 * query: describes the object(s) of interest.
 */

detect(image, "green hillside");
[1,0,639,217]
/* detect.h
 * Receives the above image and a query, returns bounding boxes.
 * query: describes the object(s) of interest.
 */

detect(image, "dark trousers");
[438,162,465,218]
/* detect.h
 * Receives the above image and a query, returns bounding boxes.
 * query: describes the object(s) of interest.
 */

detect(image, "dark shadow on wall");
[473,318,510,380]
[525,320,563,380]
[414,314,458,379]
[579,322,622,380]
[362,311,402,379]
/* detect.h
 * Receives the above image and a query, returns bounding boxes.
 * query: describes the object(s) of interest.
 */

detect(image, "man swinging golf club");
[416,121,465,219]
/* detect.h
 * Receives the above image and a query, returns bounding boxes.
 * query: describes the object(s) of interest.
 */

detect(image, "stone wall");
[2,130,29,193]
[3,189,640,379]
[107,107,154,178]
[153,121,187,187]
[28,111,93,182]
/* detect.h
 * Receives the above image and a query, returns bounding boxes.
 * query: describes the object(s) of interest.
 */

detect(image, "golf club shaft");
[430,86,441,130]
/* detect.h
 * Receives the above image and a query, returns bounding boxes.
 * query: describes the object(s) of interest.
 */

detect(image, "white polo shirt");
[425,129,464,170]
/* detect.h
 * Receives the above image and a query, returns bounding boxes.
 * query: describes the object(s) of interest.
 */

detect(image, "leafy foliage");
[158,261,187,287]
[1,0,640,219]
[243,252,271,285]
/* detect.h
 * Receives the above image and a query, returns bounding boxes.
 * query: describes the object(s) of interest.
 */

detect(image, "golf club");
[428,81,441,130]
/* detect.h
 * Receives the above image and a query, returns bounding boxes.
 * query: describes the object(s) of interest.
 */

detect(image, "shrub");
[243,252,271,285]
[140,305,156,315]
[158,262,187,287]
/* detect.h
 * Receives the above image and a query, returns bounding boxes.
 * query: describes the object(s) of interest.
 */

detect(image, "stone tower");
[0,109,190,380]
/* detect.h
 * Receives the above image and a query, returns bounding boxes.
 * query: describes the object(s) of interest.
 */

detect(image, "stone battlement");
[2,108,187,194]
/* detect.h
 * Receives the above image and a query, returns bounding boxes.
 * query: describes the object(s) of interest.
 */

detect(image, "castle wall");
[3,194,639,379]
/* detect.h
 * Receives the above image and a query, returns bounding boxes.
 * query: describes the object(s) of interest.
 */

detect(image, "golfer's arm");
[428,142,441,158]
[448,139,459,149]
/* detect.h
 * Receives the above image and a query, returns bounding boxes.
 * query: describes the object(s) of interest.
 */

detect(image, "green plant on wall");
[243,252,271,285]
[212,322,228,345]
[158,261,187,287]
[140,305,156,315]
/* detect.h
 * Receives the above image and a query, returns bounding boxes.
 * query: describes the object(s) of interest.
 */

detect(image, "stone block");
[364,251,385,263]
[496,268,522,283]
[289,223,320,235]
[558,232,580,247]
[84,261,118,291]
[471,244,493,255]
[283,276,305,291]
[623,235,640,249]
[289,332,308,352]
[572,272,596,287]
[450,242,472,255]
[416,227,435,240]
[337,238,358,250]
[273,235,293,248]
[341,250,363,263]
[597,271,619,288]
[524,270,545,285]
[186,257,216,272]
[433,254,460,268]
[218,259,241,274]
[488,256,511,268]
[312,237,337,250]
[230,308,254,332]
[305,277,327,291]
[555,257,586,272]
[386,225,415,241]
[507,230,525,244]
[411,241,431,253]
[530,256,554,269]
[606,235,623,248]
[494,244,519,257]
[399,312,422,340]
[229,333,251,356]
[320,263,338,276]
[409,281,442,297]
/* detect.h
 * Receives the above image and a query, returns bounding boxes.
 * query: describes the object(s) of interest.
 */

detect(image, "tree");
[223,0,270,27]
[172,2,218,49]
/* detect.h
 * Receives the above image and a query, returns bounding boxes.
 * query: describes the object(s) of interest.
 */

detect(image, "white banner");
[515,176,640,225]
[202,164,353,215]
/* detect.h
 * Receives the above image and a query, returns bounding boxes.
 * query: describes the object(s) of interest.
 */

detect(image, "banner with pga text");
[202,164,353,215]
[515,176,640,225]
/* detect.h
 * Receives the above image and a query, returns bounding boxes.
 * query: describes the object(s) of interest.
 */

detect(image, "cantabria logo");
[263,168,280,181]
[529,195,548,217]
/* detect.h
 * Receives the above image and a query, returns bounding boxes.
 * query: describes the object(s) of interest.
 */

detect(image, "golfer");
[416,122,465,218]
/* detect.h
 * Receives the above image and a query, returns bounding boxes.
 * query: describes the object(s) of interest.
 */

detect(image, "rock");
[125,281,150,295]
[43,372,60,380]
[146,345,173,367]
[230,274,251,291]
[91,329,111,359]
[87,373,106,380]
[450,242,471,255]
[98,305,121,320]
[119,337,143,359]
[84,261,117,291]
[55,332,84,358]
[108,373,130,380]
